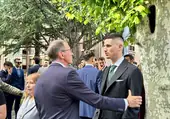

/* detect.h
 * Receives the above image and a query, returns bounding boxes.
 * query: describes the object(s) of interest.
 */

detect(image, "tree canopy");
[0,0,102,59]
[53,0,149,36]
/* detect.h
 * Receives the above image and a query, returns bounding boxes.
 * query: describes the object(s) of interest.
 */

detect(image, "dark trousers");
[80,117,92,119]
[5,94,21,119]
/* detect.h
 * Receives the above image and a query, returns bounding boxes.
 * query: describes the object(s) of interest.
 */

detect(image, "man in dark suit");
[5,60,25,119]
[0,63,8,82]
[77,51,100,119]
[93,34,144,119]
[34,40,142,119]
[27,57,41,75]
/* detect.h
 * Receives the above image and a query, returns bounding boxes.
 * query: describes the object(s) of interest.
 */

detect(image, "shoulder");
[127,63,140,71]
[28,66,33,70]
[126,63,142,77]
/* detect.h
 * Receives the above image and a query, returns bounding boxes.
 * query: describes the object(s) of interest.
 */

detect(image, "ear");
[119,43,123,49]
[58,52,64,59]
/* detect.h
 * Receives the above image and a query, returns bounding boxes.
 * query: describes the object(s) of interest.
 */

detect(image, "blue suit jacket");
[34,63,125,119]
[77,65,100,118]
[7,67,25,90]
[27,64,41,75]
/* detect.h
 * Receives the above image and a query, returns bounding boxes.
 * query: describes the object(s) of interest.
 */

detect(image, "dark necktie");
[107,65,117,84]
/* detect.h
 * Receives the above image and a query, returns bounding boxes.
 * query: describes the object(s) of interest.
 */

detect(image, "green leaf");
[51,0,57,3]
[135,5,146,12]
[65,12,75,19]
[95,26,102,35]
[124,40,129,47]
[84,19,89,25]
[134,17,140,24]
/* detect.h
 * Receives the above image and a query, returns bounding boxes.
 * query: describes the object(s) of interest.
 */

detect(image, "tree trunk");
[34,32,40,57]
[136,0,170,118]
[72,43,80,67]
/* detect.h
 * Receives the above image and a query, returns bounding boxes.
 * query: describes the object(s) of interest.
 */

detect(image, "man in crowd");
[0,63,8,82]
[27,57,41,75]
[124,54,146,119]
[77,51,100,119]
[93,34,144,119]
[34,40,142,119]
[5,59,24,119]
[98,57,106,71]
[124,54,135,64]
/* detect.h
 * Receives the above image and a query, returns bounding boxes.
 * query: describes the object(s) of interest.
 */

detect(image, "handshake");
[127,90,142,108]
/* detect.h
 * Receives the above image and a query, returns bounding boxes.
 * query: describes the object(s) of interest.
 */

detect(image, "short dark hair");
[4,61,13,67]
[34,57,40,64]
[83,51,95,61]
[14,58,21,63]
[124,54,134,60]
[98,57,105,61]
[103,33,124,41]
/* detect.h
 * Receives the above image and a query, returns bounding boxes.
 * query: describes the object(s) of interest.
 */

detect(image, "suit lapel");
[101,67,110,94]
[104,59,128,94]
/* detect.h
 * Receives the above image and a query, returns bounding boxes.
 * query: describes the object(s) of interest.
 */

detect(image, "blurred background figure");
[78,60,85,69]
[77,51,100,119]
[0,63,8,82]
[3,60,25,119]
[93,58,98,69]
[124,54,134,64]
[27,57,41,76]
[17,73,40,119]
[38,61,49,75]
[43,62,48,67]
[98,57,106,71]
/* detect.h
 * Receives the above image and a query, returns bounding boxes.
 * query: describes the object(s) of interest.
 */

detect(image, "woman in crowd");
[17,73,40,119]
[0,89,6,119]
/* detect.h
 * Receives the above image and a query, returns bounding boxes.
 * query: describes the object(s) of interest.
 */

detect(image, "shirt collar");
[52,61,66,67]
[15,67,21,69]
[85,64,94,67]
[112,56,124,67]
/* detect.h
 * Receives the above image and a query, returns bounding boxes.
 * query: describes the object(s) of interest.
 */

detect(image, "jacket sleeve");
[122,68,143,119]
[21,70,25,90]
[0,80,23,96]
[65,70,125,112]
[96,71,102,94]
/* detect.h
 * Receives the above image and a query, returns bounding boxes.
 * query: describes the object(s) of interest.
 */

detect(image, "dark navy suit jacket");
[34,63,126,119]
[6,67,25,90]
[77,65,100,118]
[27,64,41,75]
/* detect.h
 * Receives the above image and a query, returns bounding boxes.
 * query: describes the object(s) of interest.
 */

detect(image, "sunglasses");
[16,62,22,64]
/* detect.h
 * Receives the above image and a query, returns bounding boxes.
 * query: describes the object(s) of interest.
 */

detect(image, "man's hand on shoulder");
[127,90,142,108]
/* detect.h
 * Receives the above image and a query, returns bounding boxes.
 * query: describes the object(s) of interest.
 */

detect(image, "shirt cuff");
[124,99,128,110]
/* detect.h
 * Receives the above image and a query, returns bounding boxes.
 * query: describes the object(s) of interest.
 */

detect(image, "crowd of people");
[0,33,145,119]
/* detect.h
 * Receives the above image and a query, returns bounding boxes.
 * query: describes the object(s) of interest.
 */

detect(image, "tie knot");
[109,65,117,72]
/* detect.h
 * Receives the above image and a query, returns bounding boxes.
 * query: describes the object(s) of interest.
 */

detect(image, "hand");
[7,67,12,75]
[127,90,142,108]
